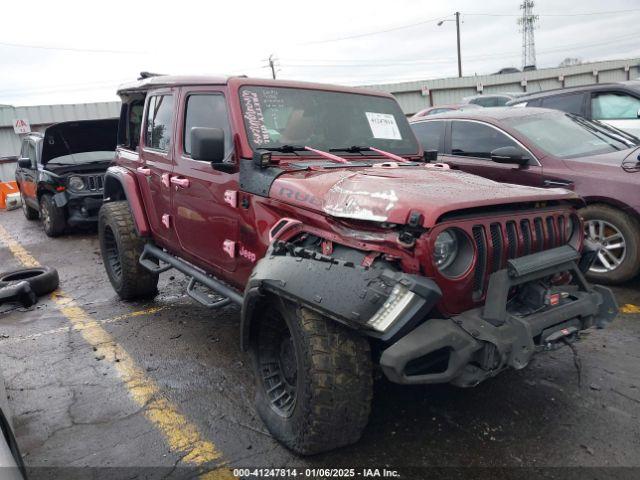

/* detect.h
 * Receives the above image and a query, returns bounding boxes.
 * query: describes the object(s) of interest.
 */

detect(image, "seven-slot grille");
[84,175,104,192]
[471,213,572,299]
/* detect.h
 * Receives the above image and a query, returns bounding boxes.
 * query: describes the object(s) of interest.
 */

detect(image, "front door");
[171,87,238,273]
[17,139,39,209]
[138,91,177,245]
[442,120,544,187]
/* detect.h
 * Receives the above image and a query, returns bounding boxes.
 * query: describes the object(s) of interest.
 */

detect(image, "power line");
[0,41,145,54]
[279,32,639,69]
[465,8,640,17]
[299,14,451,45]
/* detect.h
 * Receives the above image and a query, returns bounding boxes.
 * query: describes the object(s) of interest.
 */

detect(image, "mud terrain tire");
[0,266,59,296]
[99,201,158,300]
[253,298,373,455]
[20,192,39,220]
[581,204,640,285]
[39,194,66,237]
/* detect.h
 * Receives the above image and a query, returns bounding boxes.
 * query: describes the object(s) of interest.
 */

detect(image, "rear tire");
[582,204,640,285]
[98,201,158,300]
[252,297,373,455]
[21,192,39,220]
[39,194,66,237]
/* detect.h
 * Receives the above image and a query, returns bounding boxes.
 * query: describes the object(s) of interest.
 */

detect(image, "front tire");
[98,201,158,300]
[582,204,640,284]
[252,298,373,455]
[39,194,66,237]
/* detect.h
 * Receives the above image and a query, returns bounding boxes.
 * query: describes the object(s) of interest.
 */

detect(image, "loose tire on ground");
[98,201,158,300]
[39,194,66,237]
[20,192,39,220]
[0,266,59,296]
[252,297,373,455]
[581,204,640,285]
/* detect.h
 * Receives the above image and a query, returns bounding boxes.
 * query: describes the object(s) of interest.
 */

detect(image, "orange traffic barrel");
[0,182,19,209]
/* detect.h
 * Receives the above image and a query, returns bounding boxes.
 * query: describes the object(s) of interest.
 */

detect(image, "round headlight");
[433,228,474,278]
[434,230,458,270]
[68,176,85,191]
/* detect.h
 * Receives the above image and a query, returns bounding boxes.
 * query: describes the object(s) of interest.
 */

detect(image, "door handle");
[543,180,573,188]
[170,176,190,188]
[137,166,151,176]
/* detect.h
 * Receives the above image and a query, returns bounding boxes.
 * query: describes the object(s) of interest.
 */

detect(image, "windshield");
[239,86,419,155]
[47,151,115,165]
[506,112,638,159]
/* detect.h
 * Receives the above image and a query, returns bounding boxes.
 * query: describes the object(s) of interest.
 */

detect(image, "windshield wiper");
[329,146,371,155]
[260,145,306,154]
[329,145,411,163]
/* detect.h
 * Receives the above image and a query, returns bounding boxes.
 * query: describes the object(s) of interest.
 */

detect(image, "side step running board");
[139,244,243,307]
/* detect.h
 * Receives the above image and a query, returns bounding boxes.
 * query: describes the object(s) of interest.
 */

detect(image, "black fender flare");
[103,166,151,236]
[240,242,441,350]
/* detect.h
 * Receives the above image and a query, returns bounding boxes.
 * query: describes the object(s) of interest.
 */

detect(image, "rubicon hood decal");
[271,165,580,227]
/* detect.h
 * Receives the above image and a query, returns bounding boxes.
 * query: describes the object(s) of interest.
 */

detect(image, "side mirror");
[490,146,529,166]
[423,150,438,162]
[190,127,226,163]
[637,108,640,119]
[18,157,31,168]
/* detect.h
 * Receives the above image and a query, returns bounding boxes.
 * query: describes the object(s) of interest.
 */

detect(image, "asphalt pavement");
[0,207,638,480]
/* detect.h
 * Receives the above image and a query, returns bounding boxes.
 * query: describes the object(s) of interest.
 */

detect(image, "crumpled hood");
[271,165,580,228]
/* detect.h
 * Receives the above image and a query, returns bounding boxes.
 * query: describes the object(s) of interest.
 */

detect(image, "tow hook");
[543,325,579,351]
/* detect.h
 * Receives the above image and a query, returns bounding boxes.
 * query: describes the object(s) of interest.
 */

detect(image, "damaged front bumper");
[53,191,103,226]
[380,245,617,387]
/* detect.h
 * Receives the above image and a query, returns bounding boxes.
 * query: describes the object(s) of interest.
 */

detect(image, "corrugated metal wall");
[362,58,640,114]
[0,102,120,169]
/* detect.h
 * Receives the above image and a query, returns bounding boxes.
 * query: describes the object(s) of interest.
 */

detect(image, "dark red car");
[411,107,640,284]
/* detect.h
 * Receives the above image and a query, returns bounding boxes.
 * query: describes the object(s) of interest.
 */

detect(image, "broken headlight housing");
[67,176,85,191]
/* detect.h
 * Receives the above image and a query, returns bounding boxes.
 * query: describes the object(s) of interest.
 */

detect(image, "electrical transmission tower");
[518,1,539,70]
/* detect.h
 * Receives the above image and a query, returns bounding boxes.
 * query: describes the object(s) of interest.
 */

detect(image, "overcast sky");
[1,0,639,106]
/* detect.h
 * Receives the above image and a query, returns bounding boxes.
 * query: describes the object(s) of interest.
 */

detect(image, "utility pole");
[438,13,462,78]
[455,11,462,78]
[268,54,277,79]
[518,1,539,70]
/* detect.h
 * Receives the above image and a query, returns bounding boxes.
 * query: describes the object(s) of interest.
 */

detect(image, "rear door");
[441,120,544,187]
[138,91,177,245]
[589,90,640,137]
[171,87,238,273]
[539,92,587,116]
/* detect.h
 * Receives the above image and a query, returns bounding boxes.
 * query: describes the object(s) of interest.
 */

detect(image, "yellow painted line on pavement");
[2,306,166,343]
[620,304,640,314]
[0,224,235,477]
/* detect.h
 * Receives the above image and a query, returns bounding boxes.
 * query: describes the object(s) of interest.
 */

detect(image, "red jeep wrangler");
[99,74,617,454]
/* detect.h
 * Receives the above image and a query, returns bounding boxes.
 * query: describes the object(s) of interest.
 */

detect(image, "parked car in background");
[411,107,640,284]
[15,119,118,237]
[508,81,640,137]
[463,93,525,108]
[494,67,521,75]
[409,103,481,120]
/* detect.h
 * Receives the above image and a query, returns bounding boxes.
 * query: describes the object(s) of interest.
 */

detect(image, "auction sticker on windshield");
[365,112,401,140]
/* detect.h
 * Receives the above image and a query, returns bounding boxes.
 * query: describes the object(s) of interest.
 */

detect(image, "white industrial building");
[0,101,120,181]
[361,58,640,115]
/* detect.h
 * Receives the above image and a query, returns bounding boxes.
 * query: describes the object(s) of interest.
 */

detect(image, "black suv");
[508,81,640,138]
[15,119,118,236]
